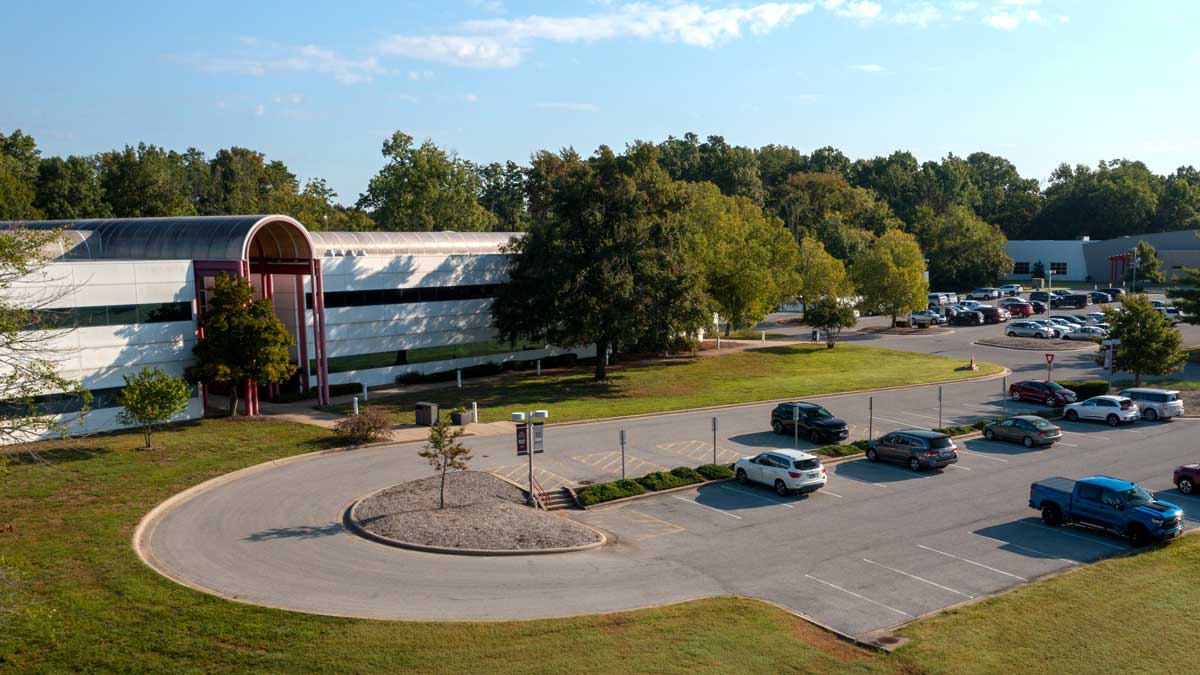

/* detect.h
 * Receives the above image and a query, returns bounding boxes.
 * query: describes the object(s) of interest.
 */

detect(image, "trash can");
[415,402,439,427]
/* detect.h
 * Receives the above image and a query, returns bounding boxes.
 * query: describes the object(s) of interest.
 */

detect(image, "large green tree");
[1103,294,1185,386]
[915,205,1013,290]
[356,131,495,232]
[773,172,900,257]
[476,160,529,231]
[1036,160,1163,240]
[851,229,929,325]
[190,274,295,415]
[794,236,854,306]
[34,156,109,219]
[97,144,196,217]
[965,152,1041,239]
[1125,240,1165,285]
[0,130,42,219]
[494,144,709,381]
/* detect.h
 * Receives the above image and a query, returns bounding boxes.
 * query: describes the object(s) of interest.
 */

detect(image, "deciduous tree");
[1103,294,1185,386]
[915,205,1013,290]
[115,367,191,449]
[794,236,854,306]
[418,417,472,509]
[1125,240,1165,285]
[851,230,929,325]
[803,297,856,348]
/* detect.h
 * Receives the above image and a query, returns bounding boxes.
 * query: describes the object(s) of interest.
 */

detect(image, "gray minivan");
[1117,388,1184,421]
[866,429,959,472]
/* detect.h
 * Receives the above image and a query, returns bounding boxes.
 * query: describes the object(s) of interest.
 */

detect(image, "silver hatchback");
[1006,321,1054,339]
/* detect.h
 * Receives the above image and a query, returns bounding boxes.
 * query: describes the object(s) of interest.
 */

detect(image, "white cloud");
[183,43,382,84]
[822,0,882,20]
[535,101,599,111]
[894,3,942,27]
[952,1,979,10]
[254,104,265,116]
[379,3,820,68]
[407,69,434,80]
[851,63,884,71]
[272,93,304,105]
[983,7,1043,30]
[462,93,479,103]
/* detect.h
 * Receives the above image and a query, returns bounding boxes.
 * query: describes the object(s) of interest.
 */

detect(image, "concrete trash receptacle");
[415,402,439,426]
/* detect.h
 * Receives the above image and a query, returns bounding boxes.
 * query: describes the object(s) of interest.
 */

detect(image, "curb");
[973,339,1098,353]
[343,480,607,556]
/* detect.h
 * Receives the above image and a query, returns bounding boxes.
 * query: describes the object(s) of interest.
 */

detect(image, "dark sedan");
[1028,299,1047,314]
[1009,380,1077,406]
[950,310,984,326]
[1174,464,1199,495]
[982,415,1062,447]
[1088,291,1112,304]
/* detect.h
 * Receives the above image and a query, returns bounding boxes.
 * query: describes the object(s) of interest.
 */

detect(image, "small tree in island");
[189,274,295,416]
[115,367,191,449]
[804,297,857,348]
[1103,294,1185,386]
[418,417,473,509]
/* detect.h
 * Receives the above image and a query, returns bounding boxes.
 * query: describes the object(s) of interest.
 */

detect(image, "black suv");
[770,402,849,444]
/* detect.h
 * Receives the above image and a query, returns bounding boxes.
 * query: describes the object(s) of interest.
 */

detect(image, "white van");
[1117,388,1185,421]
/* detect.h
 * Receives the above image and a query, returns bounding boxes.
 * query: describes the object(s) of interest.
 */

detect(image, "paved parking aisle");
[571,449,669,477]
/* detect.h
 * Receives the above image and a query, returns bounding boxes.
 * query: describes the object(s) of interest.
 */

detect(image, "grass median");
[3,417,1199,673]
[338,344,1003,425]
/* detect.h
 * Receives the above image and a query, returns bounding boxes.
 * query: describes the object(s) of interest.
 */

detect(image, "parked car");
[1029,475,1183,546]
[1158,306,1183,325]
[957,299,983,310]
[1117,388,1184,421]
[734,449,827,496]
[770,402,850,443]
[949,310,984,326]
[1174,464,1200,495]
[1063,395,1139,426]
[1099,288,1125,300]
[911,310,947,327]
[999,283,1024,296]
[983,415,1062,447]
[940,292,959,304]
[1010,380,1077,406]
[1004,301,1034,317]
[1028,299,1048,314]
[1088,291,1112,304]
[1072,325,1109,339]
[928,292,948,306]
[967,287,1000,300]
[1046,317,1080,336]
[1055,315,1088,326]
[1028,320,1063,338]
[866,429,958,472]
[979,306,1011,324]
[1083,312,1108,324]
[1052,293,1092,309]
[1006,321,1054,339]
[1029,291,1052,304]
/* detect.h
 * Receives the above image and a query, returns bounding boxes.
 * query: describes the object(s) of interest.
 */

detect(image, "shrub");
[577,479,645,507]
[637,470,701,492]
[851,440,872,451]
[332,407,393,443]
[696,463,734,480]
[814,444,860,457]
[1057,379,1110,399]
[669,466,706,483]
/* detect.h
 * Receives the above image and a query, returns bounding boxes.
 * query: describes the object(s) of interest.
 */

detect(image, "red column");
[313,259,330,406]
[296,273,310,393]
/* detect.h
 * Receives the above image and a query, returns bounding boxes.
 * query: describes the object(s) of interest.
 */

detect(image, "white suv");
[1118,388,1184,421]
[734,449,827,496]
[1063,395,1139,426]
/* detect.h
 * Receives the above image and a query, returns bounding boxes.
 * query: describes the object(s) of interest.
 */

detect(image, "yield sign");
[1045,353,1055,366]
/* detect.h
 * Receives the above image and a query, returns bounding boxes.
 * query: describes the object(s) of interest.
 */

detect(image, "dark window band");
[316,339,542,374]
[306,284,501,310]
[0,383,198,420]
[29,301,192,329]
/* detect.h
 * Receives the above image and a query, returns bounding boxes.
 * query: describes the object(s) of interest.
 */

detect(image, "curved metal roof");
[309,230,518,257]
[0,215,314,261]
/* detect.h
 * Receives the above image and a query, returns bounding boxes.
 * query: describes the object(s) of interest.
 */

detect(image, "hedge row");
[812,444,862,457]
[934,408,1063,437]
[576,463,731,507]
[1056,379,1111,399]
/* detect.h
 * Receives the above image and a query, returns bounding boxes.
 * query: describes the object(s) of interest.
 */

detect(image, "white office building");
[1,215,579,440]
[1005,229,1200,283]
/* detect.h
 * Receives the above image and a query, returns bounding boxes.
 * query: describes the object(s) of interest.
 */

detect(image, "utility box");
[415,402,439,427]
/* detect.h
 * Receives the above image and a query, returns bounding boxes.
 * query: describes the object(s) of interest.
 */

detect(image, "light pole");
[1130,249,1139,291]
[511,409,549,506]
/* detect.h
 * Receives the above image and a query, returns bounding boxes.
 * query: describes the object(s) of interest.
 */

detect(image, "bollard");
[536,359,542,376]
[352,396,359,416]
[761,330,766,343]
[361,382,369,402]
[716,336,721,350]
[456,369,462,388]
[472,401,478,424]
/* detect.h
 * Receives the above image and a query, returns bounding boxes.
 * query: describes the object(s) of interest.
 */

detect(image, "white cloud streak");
[185,44,382,84]
[851,63,884,71]
[535,101,600,111]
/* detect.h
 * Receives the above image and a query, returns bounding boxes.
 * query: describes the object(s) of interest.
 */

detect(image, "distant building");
[1004,229,1200,283]
[1,216,583,440]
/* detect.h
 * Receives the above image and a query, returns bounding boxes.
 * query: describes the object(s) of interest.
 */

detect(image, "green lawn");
[1111,377,1200,391]
[3,418,1200,673]
[714,329,788,340]
[341,344,1003,424]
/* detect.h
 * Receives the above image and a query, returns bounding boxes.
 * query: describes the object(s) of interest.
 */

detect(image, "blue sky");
[2,1,1198,204]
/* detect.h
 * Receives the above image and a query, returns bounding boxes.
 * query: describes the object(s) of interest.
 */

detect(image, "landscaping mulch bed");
[352,471,601,551]
[857,326,952,336]
[975,336,1098,351]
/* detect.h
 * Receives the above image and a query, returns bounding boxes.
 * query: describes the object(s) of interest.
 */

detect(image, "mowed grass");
[0,419,875,673]
[3,417,1200,673]
[344,344,1003,424]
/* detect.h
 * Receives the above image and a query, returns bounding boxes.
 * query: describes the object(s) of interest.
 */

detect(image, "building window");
[1013,262,1030,275]
[0,383,197,420]
[306,283,502,310]
[29,301,193,330]
[1050,262,1068,275]
[316,340,544,374]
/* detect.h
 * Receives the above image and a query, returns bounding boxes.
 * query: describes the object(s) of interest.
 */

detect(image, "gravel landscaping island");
[349,471,603,553]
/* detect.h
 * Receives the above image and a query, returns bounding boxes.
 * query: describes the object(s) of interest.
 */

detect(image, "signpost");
[938,386,943,430]
[711,416,718,465]
[1103,338,1121,386]
[515,421,528,456]
[512,410,549,506]
[619,430,627,479]
[1045,352,1055,381]
[793,404,800,449]
[868,396,873,442]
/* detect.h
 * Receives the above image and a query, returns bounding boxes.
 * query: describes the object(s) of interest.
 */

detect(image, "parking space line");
[1060,430,1112,441]
[818,489,843,498]
[897,411,940,422]
[946,464,972,471]
[957,450,1009,462]
[1017,521,1126,551]
[1057,442,1079,447]
[972,532,1080,565]
[718,484,794,508]
[862,558,975,598]
[627,510,687,539]
[670,495,743,519]
[1125,429,1143,434]
[804,574,912,617]
[916,544,1027,581]
[873,415,917,427]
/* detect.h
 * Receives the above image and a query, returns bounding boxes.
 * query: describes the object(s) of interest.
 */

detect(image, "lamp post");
[511,409,549,506]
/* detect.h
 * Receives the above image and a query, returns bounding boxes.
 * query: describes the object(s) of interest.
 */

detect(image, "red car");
[1175,464,1200,494]
[1009,380,1078,407]
[1005,302,1034,317]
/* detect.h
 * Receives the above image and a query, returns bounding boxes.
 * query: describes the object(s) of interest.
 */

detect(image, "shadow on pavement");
[962,437,1048,457]
[691,480,814,511]
[243,521,344,541]
[832,459,937,484]
[728,431,820,450]
[973,517,1126,562]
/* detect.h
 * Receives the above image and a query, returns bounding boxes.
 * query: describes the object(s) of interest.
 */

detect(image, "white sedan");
[1063,395,1139,426]
[734,449,827,496]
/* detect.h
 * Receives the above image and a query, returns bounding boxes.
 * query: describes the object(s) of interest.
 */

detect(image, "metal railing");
[530,474,549,510]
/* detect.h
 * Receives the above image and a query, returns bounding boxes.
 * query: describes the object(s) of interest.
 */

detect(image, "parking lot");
[570,413,1200,637]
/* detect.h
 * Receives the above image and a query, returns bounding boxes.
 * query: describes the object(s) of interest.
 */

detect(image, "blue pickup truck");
[1029,475,1184,547]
